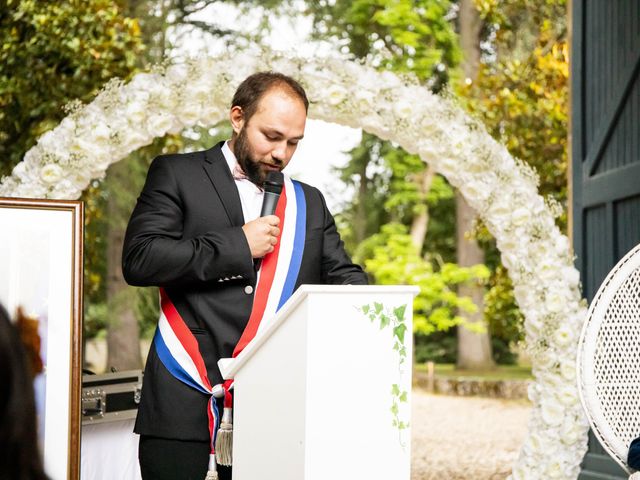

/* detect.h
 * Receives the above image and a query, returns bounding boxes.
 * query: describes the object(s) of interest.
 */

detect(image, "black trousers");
[139,435,232,480]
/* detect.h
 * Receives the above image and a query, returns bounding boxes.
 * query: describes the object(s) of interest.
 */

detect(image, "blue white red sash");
[152,176,306,474]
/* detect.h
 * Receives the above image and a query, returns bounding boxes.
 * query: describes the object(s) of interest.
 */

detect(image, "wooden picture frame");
[0,197,83,480]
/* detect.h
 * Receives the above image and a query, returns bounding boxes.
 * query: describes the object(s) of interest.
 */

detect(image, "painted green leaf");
[380,313,390,329]
[393,323,407,343]
[393,304,406,321]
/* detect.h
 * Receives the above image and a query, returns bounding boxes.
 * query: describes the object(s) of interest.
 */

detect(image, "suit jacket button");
[244,285,254,295]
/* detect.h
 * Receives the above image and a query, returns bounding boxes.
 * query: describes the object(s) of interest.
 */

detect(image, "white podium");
[219,285,419,480]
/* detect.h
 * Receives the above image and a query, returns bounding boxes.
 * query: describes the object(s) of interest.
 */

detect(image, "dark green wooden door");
[572,0,640,478]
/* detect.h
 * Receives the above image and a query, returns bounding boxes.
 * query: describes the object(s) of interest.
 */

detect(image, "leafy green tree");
[458,0,569,362]
[357,223,490,335]
[0,0,143,176]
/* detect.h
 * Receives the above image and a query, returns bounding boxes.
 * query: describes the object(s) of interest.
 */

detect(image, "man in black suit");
[122,72,367,480]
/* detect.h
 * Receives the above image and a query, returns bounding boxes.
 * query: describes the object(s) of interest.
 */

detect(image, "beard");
[233,128,284,187]
[234,128,265,187]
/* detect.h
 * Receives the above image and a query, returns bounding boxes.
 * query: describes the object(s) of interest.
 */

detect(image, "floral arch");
[0,50,589,479]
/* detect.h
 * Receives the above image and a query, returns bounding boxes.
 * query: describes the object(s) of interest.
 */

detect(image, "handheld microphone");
[255,171,284,270]
[260,171,284,217]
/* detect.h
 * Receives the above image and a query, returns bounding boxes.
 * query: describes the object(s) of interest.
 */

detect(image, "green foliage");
[307,0,460,87]
[460,1,569,229]
[0,0,143,175]
[357,223,490,335]
[484,266,523,364]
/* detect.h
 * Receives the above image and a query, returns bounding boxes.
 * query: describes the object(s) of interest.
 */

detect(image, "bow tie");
[232,165,248,181]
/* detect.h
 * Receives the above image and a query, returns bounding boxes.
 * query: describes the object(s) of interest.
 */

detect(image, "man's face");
[231,88,306,185]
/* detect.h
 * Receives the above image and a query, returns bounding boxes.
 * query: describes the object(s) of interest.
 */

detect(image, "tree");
[456,0,569,363]
[455,0,494,370]
[0,1,143,176]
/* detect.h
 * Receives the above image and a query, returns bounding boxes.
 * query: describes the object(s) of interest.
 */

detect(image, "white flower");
[546,292,566,313]
[166,63,189,83]
[512,207,531,227]
[40,164,63,184]
[176,104,202,126]
[92,123,112,144]
[393,100,413,118]
[541,399,565,426]
[545,460,564,478]
[147,113,174,137]
[119,130,152,153]
[50,179,80,200]
[561,266,581,288]
[553,324,575,348]
[560,360,576,381]
[126,101,148,125]
[326,84,347,106]
[556,384,578,406]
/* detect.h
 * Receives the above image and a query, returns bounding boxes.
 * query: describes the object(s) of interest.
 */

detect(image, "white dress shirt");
[221,141,264,223]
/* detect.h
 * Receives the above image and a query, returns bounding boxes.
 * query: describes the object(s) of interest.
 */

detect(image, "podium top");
[218,284,419,379]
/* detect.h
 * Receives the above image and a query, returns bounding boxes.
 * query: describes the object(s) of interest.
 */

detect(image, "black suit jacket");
[122,143,367,440]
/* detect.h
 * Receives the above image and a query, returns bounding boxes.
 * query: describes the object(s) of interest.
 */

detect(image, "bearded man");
[122,72,367,480]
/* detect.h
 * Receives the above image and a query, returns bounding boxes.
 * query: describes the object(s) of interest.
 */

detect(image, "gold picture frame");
[0,197,83,480]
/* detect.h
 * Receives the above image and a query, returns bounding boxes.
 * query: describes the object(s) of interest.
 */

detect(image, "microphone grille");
[263,171,284,194]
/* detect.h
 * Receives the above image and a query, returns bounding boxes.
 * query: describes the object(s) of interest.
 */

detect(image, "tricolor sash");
[152,176,306,478]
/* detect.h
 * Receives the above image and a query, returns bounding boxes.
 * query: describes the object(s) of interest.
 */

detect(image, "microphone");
[260,171,284,216]
[255,171,284,270]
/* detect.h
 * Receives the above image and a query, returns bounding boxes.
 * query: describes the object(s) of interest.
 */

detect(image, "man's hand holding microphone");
[241,171,284,262]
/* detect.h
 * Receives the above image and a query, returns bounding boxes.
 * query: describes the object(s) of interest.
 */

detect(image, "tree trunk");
[456,0,494,370]
[106,160,142,371]
[355,152,369,244]
[409,166,435,252]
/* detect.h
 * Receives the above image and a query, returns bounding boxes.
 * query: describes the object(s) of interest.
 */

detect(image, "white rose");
[527,382,541,403]
[119,130,152,153]
[463,179,489,204]
[176,104,202,127]
[554,234,570,255]
[70,138,96,157]
[199,105,225,127]
[393,100,413,118]
[512,207,531,227]
[561,418,583,444]
[540,399,564,426]
[546,292,565,313]
[59,117,76,133]
[147,113,174,137]
[15,183,48,198]
[326,84,347,106]
[166,63,189,84]
[50,179,80,200]
[489,197,515,219]
[92,123,111,144]
[126,100,148,125]
[538,261,558,282]
[556,384,578,406]
[553,324,574,348]
[38,130,58,152]
[561,266,581,288]
[354,89,375,109]
[545,460,564,478]
[501,252,520,270]
[40,164,63,184]
[130,72,156,92]
[560,360,576,381]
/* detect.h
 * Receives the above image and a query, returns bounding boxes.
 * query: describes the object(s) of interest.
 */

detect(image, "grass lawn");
[415,362,533,381]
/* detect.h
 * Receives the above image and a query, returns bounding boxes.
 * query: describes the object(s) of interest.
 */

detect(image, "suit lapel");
[202,143,245,226]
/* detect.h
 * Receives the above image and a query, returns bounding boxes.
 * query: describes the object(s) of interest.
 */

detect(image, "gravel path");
[411,390,531,480]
